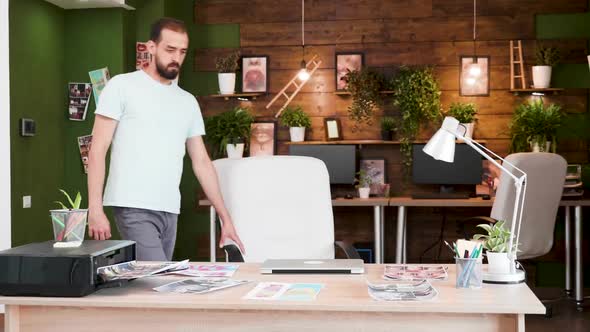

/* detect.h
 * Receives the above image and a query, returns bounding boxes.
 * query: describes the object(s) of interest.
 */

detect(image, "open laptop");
[260,259,365,274]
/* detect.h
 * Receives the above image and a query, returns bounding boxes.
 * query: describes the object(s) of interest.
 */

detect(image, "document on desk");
[243,282,324,301]
[168,264,239,278]
[153,278,250,294]
[367,280,438,301]
[383,265,448,281]
[98,260,190,281]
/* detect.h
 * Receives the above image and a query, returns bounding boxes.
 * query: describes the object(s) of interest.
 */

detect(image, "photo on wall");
[335,52,364,91]
[77,135,93,174]
[242,56,268,93]
[360,159,387,196]
[68,83,92,121]
[88,67,111,106]
[249,121,277,157]
[136,42,150,70]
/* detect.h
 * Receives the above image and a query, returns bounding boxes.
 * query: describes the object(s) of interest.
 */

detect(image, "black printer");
[0,240,136,297]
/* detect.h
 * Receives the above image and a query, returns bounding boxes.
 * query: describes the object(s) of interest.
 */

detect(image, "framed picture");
[242,55,268,93]
[335,52,364,91]
[249,121,277,157]
[460,56,490,96]
[360,159,386,195]
[324,118,342,141]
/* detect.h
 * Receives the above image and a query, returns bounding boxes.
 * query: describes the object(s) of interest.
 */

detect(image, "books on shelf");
[563,164,584,197]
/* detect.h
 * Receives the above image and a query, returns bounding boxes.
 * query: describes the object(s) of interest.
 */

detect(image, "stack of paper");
[383,265,448,281]
[154,278,250,294]
[243,282,324,301]
[97,260,190,282]
[367,280,438,301]
[168,264,239,278]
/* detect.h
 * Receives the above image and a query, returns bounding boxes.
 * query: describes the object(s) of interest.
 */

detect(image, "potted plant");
[380,116,397,141]
[509,99,563,153]
[343,68,384,130]
[279,105,312,142]
[447,102,477,139]
[51,189,87,247]
[205,106,254,159]
[215,51,240,95]
[354,170,373,199]
[473,221,517,274]
[392,66,442,176]
[533,44,560,89]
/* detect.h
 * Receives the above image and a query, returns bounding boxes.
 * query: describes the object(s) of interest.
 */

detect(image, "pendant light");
[297,0,310,81]
[466,0,482,84]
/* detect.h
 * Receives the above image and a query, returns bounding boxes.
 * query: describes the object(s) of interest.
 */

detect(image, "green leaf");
[73,192,82,209]
[54,201,67,210]
[59,189,76,209]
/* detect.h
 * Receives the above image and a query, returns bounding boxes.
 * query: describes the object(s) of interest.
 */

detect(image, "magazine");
[97,259,189,282]
[153,278,250,294]
[88,67,110,105]
[383,265,448,281]
[168,264,239,278]
[367,280,438,301]
[68,82,92,121]
[243,282,323,301]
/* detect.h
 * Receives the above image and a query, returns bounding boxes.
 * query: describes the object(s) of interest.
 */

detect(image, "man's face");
[150,29,188,80]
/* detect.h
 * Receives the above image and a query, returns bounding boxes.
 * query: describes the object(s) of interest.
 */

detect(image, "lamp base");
[483,268,526,285]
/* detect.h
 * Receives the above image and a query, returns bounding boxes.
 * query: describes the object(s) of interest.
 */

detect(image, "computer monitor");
[289,145,356,184]
[412,143,482,194]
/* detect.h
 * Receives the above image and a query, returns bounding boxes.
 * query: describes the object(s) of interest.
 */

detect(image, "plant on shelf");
[380,116,397,141]
[509,99,563,153]
[205,106,254,159]
[343,67,384,130]
[51,189,88,246]
[447,102,478,139]
[354,170,373,199]
[279,105,312,142]
[215,51,241,95]
[392,66,442,177]
[473,221,518,274]
[532,44,560,89]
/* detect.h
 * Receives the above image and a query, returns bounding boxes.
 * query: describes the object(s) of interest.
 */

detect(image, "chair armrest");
[334,241,361,259]
[462,216,498,224]
[222,244,245,262]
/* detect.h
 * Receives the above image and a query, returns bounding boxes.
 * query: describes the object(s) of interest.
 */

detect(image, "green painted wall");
[9,0,66,246]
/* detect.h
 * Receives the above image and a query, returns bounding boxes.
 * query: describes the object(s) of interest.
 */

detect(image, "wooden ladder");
[510,40,527,90]
[266,54,322,118]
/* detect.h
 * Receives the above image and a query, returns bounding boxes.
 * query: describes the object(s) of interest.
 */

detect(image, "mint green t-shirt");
[95,70,205,214]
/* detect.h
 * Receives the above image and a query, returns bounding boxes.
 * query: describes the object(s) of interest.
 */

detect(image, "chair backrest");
[491,152,567,260]
[213,156,335,262]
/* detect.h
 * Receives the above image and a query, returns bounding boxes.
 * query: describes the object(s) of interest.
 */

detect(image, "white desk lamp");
[423,117,527,284]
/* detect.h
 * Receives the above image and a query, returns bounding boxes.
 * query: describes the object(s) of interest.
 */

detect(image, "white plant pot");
[218,73,236,95]
[486,252,512,274]
[358,187,371,199]
[532,66,552,89]
[289,127,306,142]
[226,143,244,159]
[531,141,551,153]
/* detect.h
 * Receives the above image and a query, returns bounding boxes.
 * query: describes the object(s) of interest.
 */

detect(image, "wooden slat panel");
[432,0,588,17]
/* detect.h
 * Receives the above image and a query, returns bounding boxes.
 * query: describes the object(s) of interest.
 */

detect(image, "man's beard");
[155,58,180,80]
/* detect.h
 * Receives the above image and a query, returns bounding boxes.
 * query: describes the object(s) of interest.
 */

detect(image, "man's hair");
[150,17,187,42]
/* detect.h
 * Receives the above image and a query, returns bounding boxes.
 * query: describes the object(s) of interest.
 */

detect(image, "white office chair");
[214,156,360,262]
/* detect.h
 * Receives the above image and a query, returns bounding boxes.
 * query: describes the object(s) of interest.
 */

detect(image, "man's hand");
[219,219,246,255]
[88,209,112,240]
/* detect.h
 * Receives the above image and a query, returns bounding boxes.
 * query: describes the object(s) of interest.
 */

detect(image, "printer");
[0,240,136,297]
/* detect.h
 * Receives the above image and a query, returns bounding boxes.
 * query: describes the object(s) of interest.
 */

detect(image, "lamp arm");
[512,177,527,260]
[467,137,527,178]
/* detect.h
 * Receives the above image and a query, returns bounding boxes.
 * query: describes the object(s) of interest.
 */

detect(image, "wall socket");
[22,195,31,208]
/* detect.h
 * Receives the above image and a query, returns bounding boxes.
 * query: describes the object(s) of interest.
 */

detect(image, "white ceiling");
[45,0,135,10]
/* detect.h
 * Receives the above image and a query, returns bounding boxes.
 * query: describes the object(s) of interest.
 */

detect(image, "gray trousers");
[112,207,178,261]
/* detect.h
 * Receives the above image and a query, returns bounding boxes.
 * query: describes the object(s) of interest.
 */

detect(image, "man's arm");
[186,136,245,253]
[87,114,118,240]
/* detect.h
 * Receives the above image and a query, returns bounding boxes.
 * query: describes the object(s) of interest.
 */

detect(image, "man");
[87,18,245,261]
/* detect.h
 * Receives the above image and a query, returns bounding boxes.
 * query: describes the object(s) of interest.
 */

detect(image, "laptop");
[260,259,365,274]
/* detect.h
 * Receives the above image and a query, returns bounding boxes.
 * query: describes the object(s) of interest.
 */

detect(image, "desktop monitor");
[412,143,482,193]
[289,145,356,184]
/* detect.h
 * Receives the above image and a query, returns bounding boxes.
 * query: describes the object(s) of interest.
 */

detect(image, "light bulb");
[298,69,310,81]
[468,64,481,77]
[466,77,476,86]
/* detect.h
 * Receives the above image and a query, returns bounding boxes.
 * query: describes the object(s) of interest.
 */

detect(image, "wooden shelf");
[285,139,487,145]
[509,88,563,96]
[334,91,395,96]
[207,93,264,100]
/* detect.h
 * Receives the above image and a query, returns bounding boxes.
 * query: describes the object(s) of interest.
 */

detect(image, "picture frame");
[323,118,342,141]
[242,55,269,93]
[335,52,364,91]
[459,56,490,96]
[360,159,387,195]
[249,120,277,157]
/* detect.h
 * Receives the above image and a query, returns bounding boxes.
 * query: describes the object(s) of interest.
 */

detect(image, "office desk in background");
[1,264,545,332]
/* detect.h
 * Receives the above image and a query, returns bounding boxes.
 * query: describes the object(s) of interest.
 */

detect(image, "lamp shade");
[423,117,460,163]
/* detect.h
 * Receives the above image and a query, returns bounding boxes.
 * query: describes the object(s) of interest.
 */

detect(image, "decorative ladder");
[266,54,322,118]
[510,40,527,90]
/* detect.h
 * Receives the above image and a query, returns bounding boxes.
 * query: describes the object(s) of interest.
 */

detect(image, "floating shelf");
[334,90,395,96]
[509,88,563,96]
[207,93,264,100]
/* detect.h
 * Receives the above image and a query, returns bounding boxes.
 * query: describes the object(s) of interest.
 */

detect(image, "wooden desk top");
[0,264,545,315]
[199,198,390,207]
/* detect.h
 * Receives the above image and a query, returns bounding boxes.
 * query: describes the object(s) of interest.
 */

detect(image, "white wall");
[0,0,11,314]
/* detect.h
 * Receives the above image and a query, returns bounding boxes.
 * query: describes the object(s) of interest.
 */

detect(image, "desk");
[1,264,545,332]
[198,198,389,263]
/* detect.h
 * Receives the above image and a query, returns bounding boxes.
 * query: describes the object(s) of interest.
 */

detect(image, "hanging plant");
[392,66,442,177]
[343,68,384,130]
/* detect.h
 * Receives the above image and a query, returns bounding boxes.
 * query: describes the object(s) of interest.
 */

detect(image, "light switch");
[23,195,31,208]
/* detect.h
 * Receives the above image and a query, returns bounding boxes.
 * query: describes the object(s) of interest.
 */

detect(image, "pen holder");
[455,257,483,289]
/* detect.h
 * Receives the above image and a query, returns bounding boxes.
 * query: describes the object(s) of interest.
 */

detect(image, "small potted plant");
[205,107,254,159]
[533,44,560,89]
[473,221,517,274]
[51,189,87,247]
[279,105,312,142]
[509,99,563,153]
[215,51,240,95]
[448,102,477,139]
[380,116,397,141]
[354,170,373,199]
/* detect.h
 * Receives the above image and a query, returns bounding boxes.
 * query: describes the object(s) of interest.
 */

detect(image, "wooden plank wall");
[194,0,589,263]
